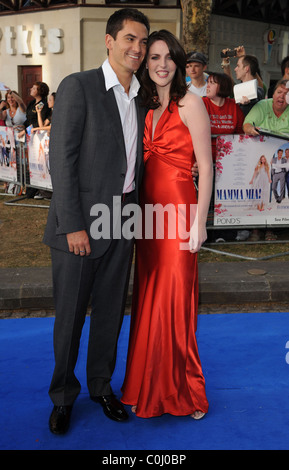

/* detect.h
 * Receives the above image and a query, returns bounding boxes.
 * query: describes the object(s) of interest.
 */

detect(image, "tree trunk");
[180,0,213,54]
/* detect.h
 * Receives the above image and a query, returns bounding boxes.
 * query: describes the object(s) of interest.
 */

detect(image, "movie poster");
[0,126,17,183]
[214,135,289,226]
[27,130,52,190]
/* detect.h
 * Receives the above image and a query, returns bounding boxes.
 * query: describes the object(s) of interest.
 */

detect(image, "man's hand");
[66,230,91,256]
[191,161,199,180]
[240,95,250,105]
[236,45,245,57]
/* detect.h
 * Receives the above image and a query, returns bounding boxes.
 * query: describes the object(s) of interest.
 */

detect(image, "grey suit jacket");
[43,67,145,258]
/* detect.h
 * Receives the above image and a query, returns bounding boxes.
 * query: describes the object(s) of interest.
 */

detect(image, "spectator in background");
[243,80,289,136]
[2,91,26,128]
[31,92,56,180]
[18,81,50,199]
[186,52,208,97]
[222,46,265,115]
[0,93,8,126]
[203,72,246,243]
[31,92,56,135]
[203,72,244,161]
[23,81,50,130]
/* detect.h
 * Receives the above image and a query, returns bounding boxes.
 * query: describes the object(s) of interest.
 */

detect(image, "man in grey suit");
[43,8,150,434]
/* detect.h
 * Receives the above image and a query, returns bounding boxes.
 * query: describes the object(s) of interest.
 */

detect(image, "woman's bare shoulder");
[179,91,205,124]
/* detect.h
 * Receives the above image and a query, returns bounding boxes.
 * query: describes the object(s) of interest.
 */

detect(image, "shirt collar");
[102,58,140,99]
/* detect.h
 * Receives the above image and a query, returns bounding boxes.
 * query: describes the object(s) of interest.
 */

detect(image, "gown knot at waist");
[143,102,196,175]
[143,139,174,164]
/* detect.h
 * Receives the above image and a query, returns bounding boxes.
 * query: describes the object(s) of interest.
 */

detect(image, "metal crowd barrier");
[0,126,52,208]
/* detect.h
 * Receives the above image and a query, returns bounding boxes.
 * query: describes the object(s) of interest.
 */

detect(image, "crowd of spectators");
[185,47,289,242]
[0,81,55,199]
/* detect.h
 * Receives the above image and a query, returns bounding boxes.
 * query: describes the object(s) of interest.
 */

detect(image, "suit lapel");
[96,68,126,161]
[95,67,145,188]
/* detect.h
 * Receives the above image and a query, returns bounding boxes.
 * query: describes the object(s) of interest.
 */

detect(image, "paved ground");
[1,259,289,318]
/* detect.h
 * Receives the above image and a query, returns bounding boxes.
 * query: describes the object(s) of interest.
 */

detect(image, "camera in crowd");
[220,49,237,58]
[36,101,44,111]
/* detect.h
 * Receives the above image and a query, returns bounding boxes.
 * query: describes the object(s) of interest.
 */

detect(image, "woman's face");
[7,93,16,106]
[273,85,288,115]
[146,40,177,90]
[206,76,219,99]
[48,95,55,108]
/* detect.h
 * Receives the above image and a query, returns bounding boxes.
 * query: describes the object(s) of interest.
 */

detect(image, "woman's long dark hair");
[136,30,187,110]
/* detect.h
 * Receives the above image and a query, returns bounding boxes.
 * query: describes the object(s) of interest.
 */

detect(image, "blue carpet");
[1,312,289,451]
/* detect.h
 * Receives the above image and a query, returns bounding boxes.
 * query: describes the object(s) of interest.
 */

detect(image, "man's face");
[273,85,288,115]
[186,61,206,81]
[234,58,247,81]
[105,20,148,76]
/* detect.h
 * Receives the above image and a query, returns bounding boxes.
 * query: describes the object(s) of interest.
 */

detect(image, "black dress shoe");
[49,405,73,434]
[91,394,128,422]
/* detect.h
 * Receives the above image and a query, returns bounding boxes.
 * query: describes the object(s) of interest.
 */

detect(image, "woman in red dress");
[121,30,213,419]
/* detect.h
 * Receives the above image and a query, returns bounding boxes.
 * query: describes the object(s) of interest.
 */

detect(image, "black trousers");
[49,193,136,406]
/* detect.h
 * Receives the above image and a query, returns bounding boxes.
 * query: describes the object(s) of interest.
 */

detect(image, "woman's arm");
[0,101,7,120]
[179,93,213,252]
[11,92,26,113]
[36,105,45,128]
[31,124,51,133]
[243,122,260,136]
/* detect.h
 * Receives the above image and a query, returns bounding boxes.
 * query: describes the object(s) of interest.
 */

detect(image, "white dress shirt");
[102,58,140,193]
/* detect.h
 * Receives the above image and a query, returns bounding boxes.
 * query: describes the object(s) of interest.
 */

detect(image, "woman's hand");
[189,222,207,253]
[243,123,260,136]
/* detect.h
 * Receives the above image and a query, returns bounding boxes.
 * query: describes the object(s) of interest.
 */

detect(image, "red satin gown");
[121,101,209,418]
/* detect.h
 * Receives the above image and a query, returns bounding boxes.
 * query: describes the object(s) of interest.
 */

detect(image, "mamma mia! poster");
[214,134,289,226]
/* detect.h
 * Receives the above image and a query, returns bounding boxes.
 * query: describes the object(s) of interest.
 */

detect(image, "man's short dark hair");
[240,55,259,77]
[106,8,150,39]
